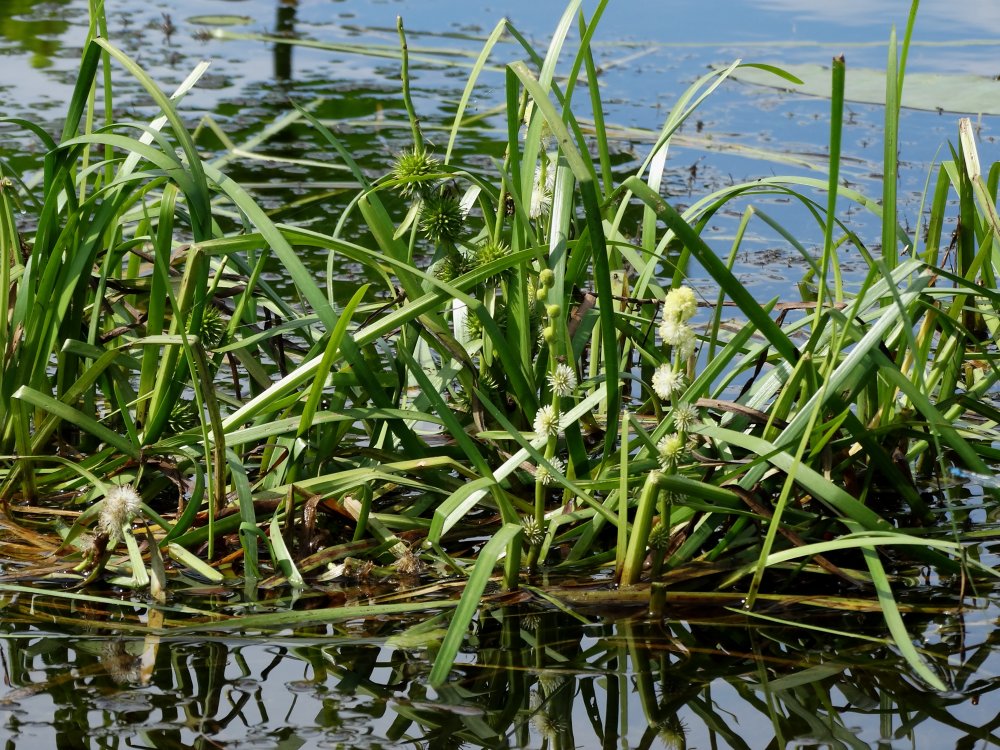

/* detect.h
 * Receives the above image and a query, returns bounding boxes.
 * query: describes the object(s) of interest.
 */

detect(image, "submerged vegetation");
[1,0,999,700]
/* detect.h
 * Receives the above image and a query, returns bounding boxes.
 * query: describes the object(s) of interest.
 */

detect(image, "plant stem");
[397,16,423,151]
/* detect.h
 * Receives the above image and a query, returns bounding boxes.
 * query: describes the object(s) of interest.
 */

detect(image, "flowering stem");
[619,471,665,586]
[649,467,674,581]
[650,548,664,581]
[534,469,547,530]
[615,410,630,582]
[528,431,558,573]
[525,542,539,573]
[396,17,423,151]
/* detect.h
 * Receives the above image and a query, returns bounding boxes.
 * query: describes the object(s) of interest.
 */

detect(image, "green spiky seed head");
[474,240,511,280]
[648,521,671,550]
[545,303,561,320]
[478,370,498,393]
[542,325,556,344]
[433,256,457,282]
[656,713,687,750]
[464,301,506,340]
[434,251,472,283]
[391,147,439,197]
[420,193,464,245]
[465,311,483,339]
[527,277,539,303]
[539,269,555,288]
[167,400,198,433]
[452,386,472,412]
[199,306,227,348]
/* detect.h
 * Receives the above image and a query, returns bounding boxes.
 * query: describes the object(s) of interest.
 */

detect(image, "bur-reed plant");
[0,0,998,692]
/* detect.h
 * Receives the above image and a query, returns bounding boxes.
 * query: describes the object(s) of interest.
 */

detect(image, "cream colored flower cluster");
[651,287,702,468]
[658,286,697,360]
[652,286,697,401]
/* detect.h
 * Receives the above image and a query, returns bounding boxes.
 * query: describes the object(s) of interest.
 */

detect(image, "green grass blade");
[170,600,460,634]
[428,522,522,687]
[92,38,212,239]
[269,513,305,588]
[820,55,846,307]
[859,533,947,691]
[297,284,369,439]
[882,28,899,270]
[13,385,140,459]
[445,18,509,164]
[622,175,799,364]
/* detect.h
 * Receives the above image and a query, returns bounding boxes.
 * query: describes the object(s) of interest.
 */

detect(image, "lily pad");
[187,15,253,27]
[729,63,1000,115]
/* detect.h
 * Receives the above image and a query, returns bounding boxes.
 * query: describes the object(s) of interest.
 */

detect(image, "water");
[2,587,999,748]
[3,0,998,298]
[3,0,1000,747]
[950,467,1000,489]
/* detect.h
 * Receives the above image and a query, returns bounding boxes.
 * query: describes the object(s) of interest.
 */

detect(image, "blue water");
[950,466,1000,489]
[6,0,999,303]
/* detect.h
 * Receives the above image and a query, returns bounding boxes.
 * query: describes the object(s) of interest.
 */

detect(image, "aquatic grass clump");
[0,0,997,696]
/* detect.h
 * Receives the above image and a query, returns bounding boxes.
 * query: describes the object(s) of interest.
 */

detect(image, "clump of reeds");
[0,0,996,692]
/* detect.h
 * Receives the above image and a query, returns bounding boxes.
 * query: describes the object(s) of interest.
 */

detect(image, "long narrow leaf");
[428,522,522,687]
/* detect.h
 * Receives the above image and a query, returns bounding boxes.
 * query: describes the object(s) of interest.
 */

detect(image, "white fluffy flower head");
[659,286,698,360]
[547,363,578,397]
[533,404,561,438]
[529,157,556,219]
[663,286,697,322]
[537,456,566,485]
[672,325,697,361]
[656,434,685,469]
[672,403,699,432]
[652,364,685,401]
[659,317,696,356]
[98,484,142,542]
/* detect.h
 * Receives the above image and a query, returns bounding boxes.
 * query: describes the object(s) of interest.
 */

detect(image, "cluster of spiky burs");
[388,140,533,421]
[387,118,576,573]
[391,147,519,286]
